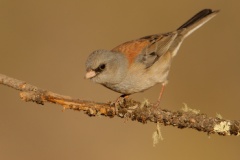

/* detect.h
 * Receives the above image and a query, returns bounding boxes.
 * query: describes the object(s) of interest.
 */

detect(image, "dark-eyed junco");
[85,9,219,104]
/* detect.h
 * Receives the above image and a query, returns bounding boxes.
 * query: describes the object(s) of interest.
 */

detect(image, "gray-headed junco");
[85,9,219,104]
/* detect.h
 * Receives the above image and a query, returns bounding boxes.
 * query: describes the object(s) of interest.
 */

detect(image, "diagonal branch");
[0,73,239,136]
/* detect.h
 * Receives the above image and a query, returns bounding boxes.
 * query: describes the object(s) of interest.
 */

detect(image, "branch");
[0,73,239,136]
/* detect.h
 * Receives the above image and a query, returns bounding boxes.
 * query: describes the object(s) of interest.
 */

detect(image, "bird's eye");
[95,64,106,73]
[99,64,106,70]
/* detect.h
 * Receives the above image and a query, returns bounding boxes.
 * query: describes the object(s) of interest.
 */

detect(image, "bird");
[85,9,219,105]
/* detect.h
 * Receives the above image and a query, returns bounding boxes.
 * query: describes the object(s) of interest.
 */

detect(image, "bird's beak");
[85,70,96,79]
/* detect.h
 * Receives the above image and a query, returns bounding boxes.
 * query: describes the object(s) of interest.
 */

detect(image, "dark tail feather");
[177,9,217,30]
[176,9,219,38]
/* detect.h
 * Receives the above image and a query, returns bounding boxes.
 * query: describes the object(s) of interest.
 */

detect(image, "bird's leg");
[116,94,129,103]
[114,94,129,114]
[120,94,129,99]
[158,84,165,104]
[154,83,166,108]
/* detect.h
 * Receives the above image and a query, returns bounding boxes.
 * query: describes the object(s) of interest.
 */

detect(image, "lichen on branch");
[0,73,239,136]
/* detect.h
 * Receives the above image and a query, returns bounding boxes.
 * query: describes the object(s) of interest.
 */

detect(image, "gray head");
[85,49,128,85]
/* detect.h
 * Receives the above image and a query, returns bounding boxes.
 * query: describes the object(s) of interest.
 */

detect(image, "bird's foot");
[113,94,129,114]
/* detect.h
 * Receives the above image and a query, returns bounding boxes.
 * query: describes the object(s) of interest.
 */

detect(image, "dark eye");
[99,64,105,70]
[95,64,106,73]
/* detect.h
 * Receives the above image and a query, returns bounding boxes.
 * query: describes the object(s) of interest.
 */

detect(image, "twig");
[0,73,239,136]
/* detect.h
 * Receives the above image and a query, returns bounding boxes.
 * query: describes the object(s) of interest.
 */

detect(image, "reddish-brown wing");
[111,39,151,65]
[111,32,177,67]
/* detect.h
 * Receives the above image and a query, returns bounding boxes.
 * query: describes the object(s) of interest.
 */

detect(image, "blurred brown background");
[0,0,239,160]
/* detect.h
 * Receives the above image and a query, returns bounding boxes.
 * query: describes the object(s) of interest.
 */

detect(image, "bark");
[0,73,239,136]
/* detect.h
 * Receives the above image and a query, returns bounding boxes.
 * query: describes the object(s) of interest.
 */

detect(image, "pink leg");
[158,84,165,102]
[154,84,165,108]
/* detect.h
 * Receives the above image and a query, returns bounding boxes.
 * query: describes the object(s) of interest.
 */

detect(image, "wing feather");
[111,32,178,67]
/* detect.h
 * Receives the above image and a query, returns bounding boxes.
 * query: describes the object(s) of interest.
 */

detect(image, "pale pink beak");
[85,70,96,79]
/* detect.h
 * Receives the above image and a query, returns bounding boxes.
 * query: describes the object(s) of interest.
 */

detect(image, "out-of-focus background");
[0,0,239,160]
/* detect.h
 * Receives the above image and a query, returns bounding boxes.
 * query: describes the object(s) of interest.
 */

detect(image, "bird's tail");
[177,9,219,38]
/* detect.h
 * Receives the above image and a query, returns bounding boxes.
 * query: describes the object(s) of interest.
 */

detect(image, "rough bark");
[0,73,239,136]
